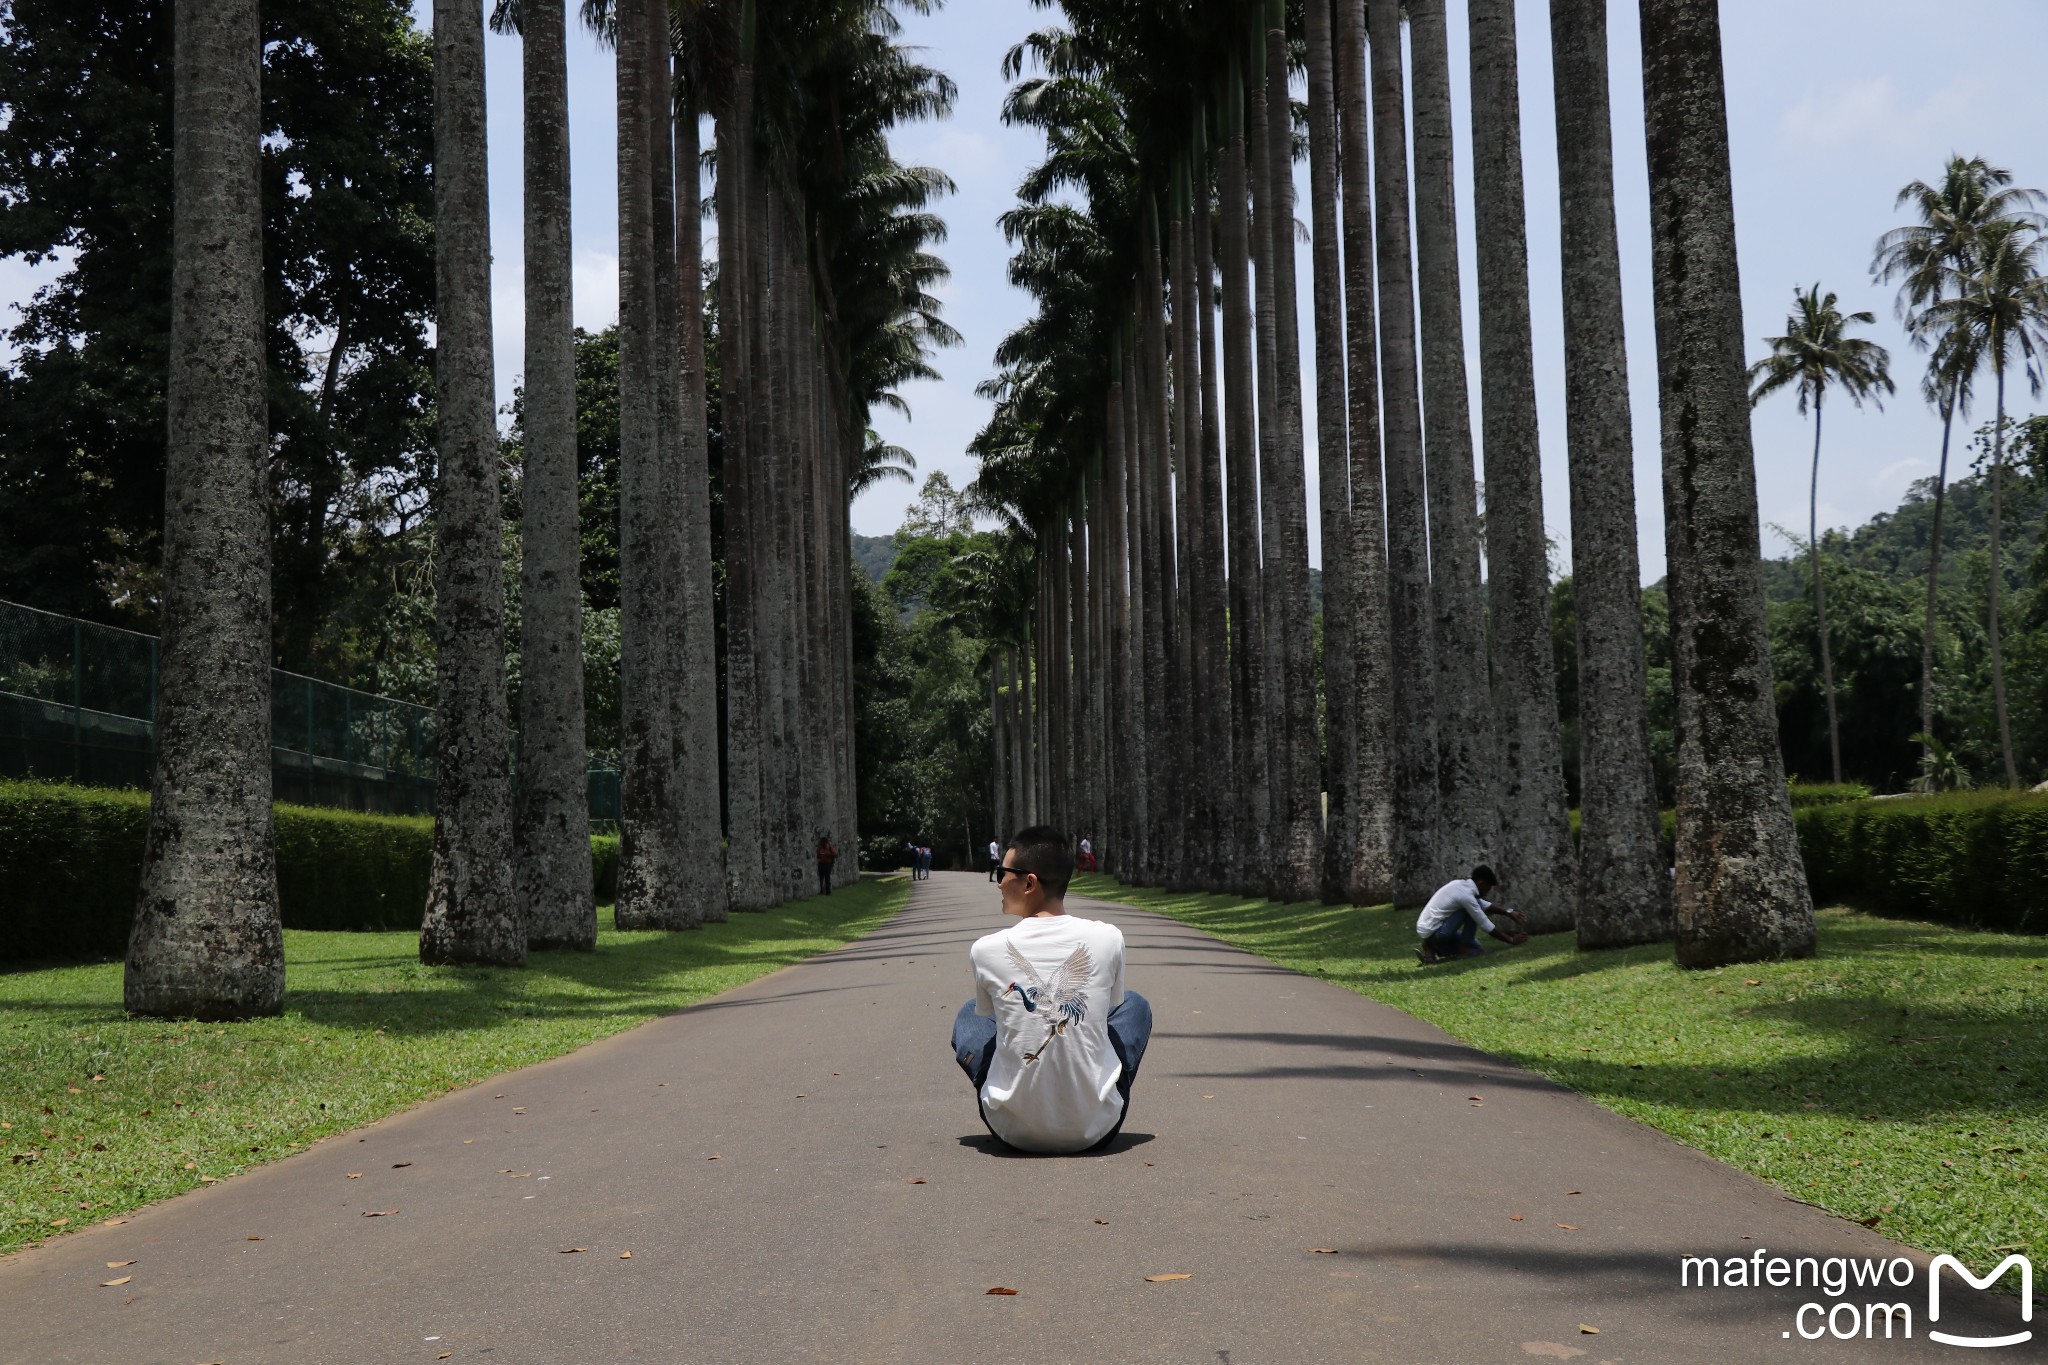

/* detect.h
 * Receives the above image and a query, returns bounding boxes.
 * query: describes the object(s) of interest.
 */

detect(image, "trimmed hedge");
[2,781,618,963]
[1794,790,2048,934]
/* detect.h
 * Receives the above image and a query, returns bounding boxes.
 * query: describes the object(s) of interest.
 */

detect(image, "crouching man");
[950,825,1151,1153]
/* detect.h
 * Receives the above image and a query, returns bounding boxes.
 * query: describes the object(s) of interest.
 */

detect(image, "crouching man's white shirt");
[969,913,1127,1153]
[1415,878,1497,936]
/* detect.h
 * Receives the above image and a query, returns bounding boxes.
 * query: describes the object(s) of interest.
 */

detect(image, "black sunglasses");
[994,864,1035,883]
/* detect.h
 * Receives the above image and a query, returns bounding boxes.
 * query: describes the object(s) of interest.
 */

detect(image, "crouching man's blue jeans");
[950,991,1152,1149]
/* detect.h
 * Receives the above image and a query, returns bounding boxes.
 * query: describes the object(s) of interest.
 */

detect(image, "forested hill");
[853,533,899,583]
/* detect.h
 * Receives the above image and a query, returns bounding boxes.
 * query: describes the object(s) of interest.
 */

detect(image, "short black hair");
[1471,865,1497,887]
[1007,825,1074,898]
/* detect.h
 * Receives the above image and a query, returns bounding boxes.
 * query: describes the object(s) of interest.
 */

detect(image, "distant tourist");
[952,826,1151,1153]
[1077,833,1097,874]
[1415,865,1528,965]
[815,835,838,896]
[988,837,1002,882]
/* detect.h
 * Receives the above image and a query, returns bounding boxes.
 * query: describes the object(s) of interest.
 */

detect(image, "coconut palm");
[1548,0,1667,948]
[1468,0,1574,932]
[1640,0,1813,966]
[420,0,523,967]
[126,0,284,1018]
[506,0,597,950]
[1871,156,2045,765]
[1408,0,1499,882]
[1918,218,2048,787]
[1369,0,1438,906]
[1746,283,1895,786]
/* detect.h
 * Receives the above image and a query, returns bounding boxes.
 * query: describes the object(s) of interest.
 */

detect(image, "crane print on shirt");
[1002,941,1096,1062]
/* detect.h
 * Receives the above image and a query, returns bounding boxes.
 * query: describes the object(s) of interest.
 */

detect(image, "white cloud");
[1777,75,1982,153]
[571,248,619,331]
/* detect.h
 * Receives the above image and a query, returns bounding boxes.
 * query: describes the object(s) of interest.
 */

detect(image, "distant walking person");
[815,835,838,896]
[952,826,1152,1153]
[988,838,1002,882]
[1415,866,1528,965]
[1078,834,1097,874]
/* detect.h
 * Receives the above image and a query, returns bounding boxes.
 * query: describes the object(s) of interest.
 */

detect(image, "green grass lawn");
[1073,873,2047,1267]
[0,877,907,1256]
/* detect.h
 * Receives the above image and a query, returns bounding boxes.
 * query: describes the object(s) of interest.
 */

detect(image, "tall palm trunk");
[674,96,729,921]
[1640,0,1814,965]
[1468,0,1574,930]
[1988,369,2016,786]
[1247,39,1285,894]
[1806,398,1842,784]
[1917,386,1958,767]
[1105,362,1135,875]
[1169,173,1204,890]
[614,0,685,929]
[420,0,522,967]
[1410,0,1500,883]
[127,0,284,1017]
[1550,0,1668,947]
[1140,217,1177,885]
[1192,137,1235,893]
[1305,0,1355,905]
[1219,59,1270,896]
[1263,0,1325,903]
[515,0,595,951]
[1122,342,1153,877]
[1334,0,1393,905]
[1369,0,1438,905]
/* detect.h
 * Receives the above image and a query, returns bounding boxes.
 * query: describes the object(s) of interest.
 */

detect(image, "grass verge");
[0,877,908,1255]
[1073,873,2046,1269]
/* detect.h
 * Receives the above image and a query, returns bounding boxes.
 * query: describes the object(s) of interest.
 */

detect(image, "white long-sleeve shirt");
[1415,879,1496,937]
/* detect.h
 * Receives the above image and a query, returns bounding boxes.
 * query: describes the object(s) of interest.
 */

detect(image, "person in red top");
[815,835,839,896]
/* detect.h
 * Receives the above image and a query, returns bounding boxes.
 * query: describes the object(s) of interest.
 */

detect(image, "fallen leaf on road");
[99,1276,131,1287]
[706,1155,721,1161]
[495,1094,506,1099]
[1565,1190,1581,1196]
[438,1354,453,1360]
[49,1218,69,1226]
[103,1218,127,1227]
[986,1287,1018,1295]
[1309,1248,1337,1255]
[1578,1324,1600,1334]
[1468,1095,1483,1101]
[560,1247,587,1254]
[462,1140,473,1145]
[1202,1094,1215,1100]
[105,1260,136,1268]
[512,1108,526,1115]
[245,1236,264,1242]
[907,1177,927,1184]
[619,1252,632,1259]
[1856,1215,1881,1227]
[362,1209,397,1217]
[1556,1223,1579,1231]
[1094,1219,1109,1225]
[347,1173,362,1179]
[1145,1274,1194,1282]
[392,1161,412,1168]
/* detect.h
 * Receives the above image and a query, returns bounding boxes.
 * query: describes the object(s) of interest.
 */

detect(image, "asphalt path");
[0,871,2030,1362]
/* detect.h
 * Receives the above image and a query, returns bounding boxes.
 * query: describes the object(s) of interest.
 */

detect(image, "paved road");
[0,872,2029,1362]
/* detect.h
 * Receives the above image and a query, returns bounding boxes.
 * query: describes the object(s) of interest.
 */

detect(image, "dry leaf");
[907,1177,927,1184]
[198,1175,218,1184]
[49,1217,69,1227]
[985,1287,1018,1295]
[1556,1223,1579,1231]
[462,1139,474,1145]
[706,1154,722,1161]
[392,1161,412,1169]
[1201,1094,1215,1099]
[1509,1214,1525,1221]
[512,1107,527,1115]
[1744,979,1761,985]
[1309,1248,1338,1255]
[1094,1219,1109,1225]
[99,1276,132,1287]
[1144,1273,1194,1282]
[103,1218,127,1227]
[560,1247,587,1254]
[438,1355,453,1360]
[1856,1214,1881,1228]
[105,1260,136,1268]
[347,1172,363,1179]
[245,1236,264,1242]
[619,1251,632,1259]
[1468,1095,1483,1101]
[1578,1324,1600,1334]
[362,1209,397,1217]
[1564,1190,1582,1196]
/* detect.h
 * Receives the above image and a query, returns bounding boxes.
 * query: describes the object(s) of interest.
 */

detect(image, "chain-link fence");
[1,599,620,826]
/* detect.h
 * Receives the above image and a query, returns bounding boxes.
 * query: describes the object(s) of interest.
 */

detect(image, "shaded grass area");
[0,878,908,1255]
[1073,873,2047,1266]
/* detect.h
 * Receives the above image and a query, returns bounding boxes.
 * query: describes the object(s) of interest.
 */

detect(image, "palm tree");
[1640,0,1813,966]
[1408,0,1499,881]
[1920,218,2048,787]
[1468,0,1574,932]
[1548,0,1667,948]
[1334,0,1392,906]
[507,0,597,951]
[420,0,524,967]
[126,0,284,1018]
[1871,156,2045,767]
[1368,0,1437,906]
[1746,283,1895,786]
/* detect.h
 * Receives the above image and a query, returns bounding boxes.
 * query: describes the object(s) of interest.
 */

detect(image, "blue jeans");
[951,991,1153,1146]
[1424,912,1482,957]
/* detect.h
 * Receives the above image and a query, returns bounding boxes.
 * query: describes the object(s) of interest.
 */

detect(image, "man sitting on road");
[1415,865,1528,965]
[951,826,1152,1153]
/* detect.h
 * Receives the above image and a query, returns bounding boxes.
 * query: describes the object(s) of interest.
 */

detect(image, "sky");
[5,0,2043,585]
